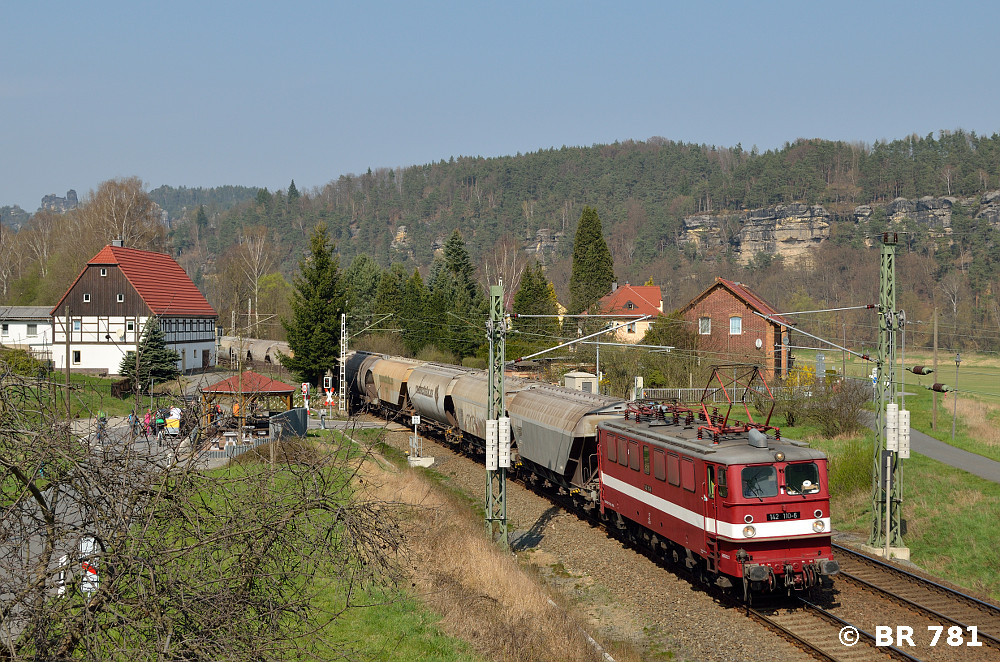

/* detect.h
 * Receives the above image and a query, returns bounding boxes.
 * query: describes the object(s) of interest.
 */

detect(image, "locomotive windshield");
[785,462,821,495]
[742,466,778,499]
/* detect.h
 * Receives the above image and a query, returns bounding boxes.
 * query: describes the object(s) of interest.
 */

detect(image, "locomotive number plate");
[766,512,800,521]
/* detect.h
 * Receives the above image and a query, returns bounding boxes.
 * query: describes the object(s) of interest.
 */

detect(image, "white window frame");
[27,323,38,337]
[83,293,91,303]
[73,320,81,332]
[627,322,636,334]
[100,268,107,277]
[72,350,81,364]
[699,317,711,335]
[117,293,125,303]
[730,316,742,335]
[126,321,135,332]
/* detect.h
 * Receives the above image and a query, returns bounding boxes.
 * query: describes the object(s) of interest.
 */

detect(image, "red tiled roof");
[595,284,663,316]
[202,371,296,394]
[683,278,795,327]
[51,245,216,317]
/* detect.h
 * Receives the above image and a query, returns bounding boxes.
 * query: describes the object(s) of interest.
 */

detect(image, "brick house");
[50,242,218,375]
[592,282,663,342]
[680,278,794,378]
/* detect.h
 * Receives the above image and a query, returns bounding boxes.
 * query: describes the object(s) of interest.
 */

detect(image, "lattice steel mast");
[485,284,509,549]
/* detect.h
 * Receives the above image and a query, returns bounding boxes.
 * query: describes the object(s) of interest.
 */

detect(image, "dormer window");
[100,268,107,277]
[626,301,635,310]
[83,293,91,303]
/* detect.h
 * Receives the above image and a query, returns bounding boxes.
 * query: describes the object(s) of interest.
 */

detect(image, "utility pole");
[64,306,71,421]
[867,233,909,559]
[932,308,938,430]
[485,284,509,549]
[338,313,347,414]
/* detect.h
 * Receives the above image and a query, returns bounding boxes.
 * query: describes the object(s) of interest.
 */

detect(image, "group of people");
[126,406,184,439]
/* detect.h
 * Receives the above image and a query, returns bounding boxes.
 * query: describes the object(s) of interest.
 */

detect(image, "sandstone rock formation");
[679,203,830,266]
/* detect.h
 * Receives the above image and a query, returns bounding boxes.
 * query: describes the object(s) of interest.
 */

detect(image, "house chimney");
[611,282,618,292]
[112,238,124,248]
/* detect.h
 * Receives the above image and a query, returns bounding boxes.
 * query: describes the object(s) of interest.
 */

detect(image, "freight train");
[345,351,839,597]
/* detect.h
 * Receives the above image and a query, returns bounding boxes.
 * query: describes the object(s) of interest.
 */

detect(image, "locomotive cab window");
[742,465,778,499]
[606,434,617,463]
[717,466,728,497]
[707,466,715,498]
[785,462,820,495]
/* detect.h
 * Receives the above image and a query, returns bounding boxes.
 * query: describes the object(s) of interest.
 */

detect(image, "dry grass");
[954,397,1000,447]
[353,446,625,662]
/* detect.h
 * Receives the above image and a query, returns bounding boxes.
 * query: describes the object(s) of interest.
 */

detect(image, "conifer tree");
[568,207,615,314]
[287,179,300,203]
[119,320,181,387]
[428,231,487,358]
[512,263,560,354]
[281,223,345,385]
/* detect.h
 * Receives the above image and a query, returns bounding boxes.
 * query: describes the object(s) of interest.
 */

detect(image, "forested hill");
[4,129,1000,352]
[188,129,1000,277]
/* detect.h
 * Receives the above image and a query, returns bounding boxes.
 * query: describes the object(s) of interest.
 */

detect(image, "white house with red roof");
[49,241,218,375]
[593,282,664,342]
[679,277,795,378]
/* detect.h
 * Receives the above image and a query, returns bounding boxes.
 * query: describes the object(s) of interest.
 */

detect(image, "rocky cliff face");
[523,228,565,263]
[679,203,831,266]
[853,191,1000,237]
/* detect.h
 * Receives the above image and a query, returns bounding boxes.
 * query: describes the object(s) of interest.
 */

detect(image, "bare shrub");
[806,379,871,437]
[0,367,402,660]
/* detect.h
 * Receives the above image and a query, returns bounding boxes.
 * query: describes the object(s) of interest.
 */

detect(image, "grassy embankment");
[776,398,1000,600]
[236,429,630,662]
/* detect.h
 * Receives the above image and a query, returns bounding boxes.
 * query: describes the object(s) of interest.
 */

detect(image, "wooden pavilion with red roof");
[201,371,297,414]
[50,241,218,375]
[680,278,795,379]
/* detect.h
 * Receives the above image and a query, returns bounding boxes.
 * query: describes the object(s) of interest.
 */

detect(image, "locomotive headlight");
[812,520,826,533]
[774,451,785,462]
[743,525,756,538]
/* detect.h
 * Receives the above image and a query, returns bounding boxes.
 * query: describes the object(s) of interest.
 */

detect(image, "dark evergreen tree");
[512,263,560,354]
[400,268,429,355]
[281,223,345,385]
[442,229,477,299]
[568,207,615,314]
[343,253,382,322]
[119,320,181,387]
[428,231,488,359]
[195,205,208,229]
[287,179,300,203]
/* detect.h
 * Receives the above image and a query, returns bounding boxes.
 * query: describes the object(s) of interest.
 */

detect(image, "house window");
[100,268,107,277]
[117,293,124,303]
[126,321,134,332]
[1,323,7,335]
[627,323,636,334]
[72,350,81,364]
[626,301,635,310]
[27,323,37,336]
[730,316,742,335]
[83,293,91,303]
[73,320,81,332]
[699,317,711,335]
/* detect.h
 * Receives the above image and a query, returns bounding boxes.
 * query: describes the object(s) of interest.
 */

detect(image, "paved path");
[862,413,1000,485]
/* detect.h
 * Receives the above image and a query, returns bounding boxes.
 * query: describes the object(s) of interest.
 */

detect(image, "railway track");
[749,597,921,662]
[833,543,1000,649]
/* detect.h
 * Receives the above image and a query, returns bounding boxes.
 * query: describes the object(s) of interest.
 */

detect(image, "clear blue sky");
[3,1,998,211]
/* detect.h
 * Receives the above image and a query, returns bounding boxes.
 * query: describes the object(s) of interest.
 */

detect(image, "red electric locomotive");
[597,410,839,597]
